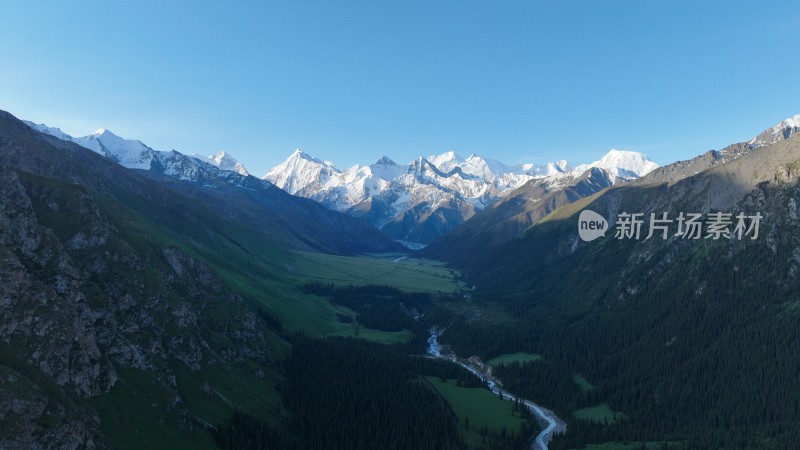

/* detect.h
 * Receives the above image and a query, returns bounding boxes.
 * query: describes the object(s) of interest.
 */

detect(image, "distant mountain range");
[424,114,800,261]
[23,123,252,178]
[23,121,401,255]
[266,117,800,247]
[25,119,663,246]
[264,148,659,245]
[24,114,800,249]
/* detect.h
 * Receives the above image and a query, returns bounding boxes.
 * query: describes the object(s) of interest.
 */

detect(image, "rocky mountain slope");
[2,110,300,448]
[474,131,800,290]
[634,114,800,186]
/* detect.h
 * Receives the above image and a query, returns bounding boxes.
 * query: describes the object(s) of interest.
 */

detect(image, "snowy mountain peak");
[368,156,405,180]
[192,150,250,176]
[782,114,800,129]
[432,150,461,161]
[428,151,464,172]
[66,128,155,170]
[575,149,658,180]
[264,148,341,195]
[544,161,568,174]
[373,156,398,166]
[749,114,800,146]
[287,148,331,166]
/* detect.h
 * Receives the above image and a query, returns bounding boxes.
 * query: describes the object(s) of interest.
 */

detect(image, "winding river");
[427,330,566,450]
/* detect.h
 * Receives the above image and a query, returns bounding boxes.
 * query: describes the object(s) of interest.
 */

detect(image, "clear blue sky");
[2,1,798,176]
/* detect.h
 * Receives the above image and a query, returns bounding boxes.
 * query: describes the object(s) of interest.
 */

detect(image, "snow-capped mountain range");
[22,119,659,245]
[23,121,250,179]
[263,147,659,244]
[24,114,799,246]
[21,119,402,254]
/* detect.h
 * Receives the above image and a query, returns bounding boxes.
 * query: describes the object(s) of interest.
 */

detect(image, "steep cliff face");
[0,111,280,449]
[0,168,108,448]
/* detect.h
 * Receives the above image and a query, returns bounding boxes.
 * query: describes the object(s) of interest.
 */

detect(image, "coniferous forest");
[215,285,535,450]
[429,182,800,449]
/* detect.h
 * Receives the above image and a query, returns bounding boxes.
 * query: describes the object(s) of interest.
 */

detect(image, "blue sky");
[1,1,798,176]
